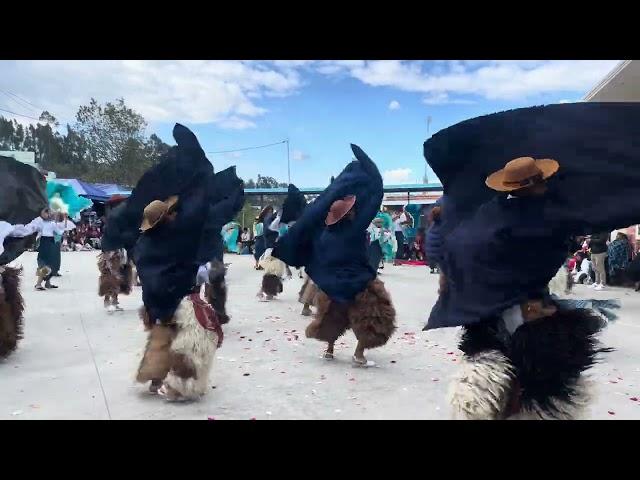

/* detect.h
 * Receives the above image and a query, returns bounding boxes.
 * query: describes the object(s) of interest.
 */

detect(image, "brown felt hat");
[140,195,179,232]
[486,157,559,192]
[325,195,356,226]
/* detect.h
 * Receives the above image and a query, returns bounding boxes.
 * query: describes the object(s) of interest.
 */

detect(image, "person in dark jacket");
[589,231,609,290]
[273,145,396,367]
[425,198,444,275]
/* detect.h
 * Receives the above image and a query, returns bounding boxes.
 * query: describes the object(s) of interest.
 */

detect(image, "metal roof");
[244,183,443,196]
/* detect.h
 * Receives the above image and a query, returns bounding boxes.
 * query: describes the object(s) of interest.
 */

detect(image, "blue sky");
[1,60,619,186]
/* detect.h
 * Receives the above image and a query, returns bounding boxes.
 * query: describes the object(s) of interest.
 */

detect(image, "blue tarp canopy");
[56,179,132,202]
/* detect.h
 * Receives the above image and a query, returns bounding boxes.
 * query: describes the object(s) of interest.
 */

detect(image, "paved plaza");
[2,251,640,420]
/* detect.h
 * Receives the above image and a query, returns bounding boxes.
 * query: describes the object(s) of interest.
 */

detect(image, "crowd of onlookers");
[61,220,103,252]
[565,231,640,291]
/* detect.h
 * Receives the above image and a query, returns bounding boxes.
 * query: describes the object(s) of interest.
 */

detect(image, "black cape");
[0,156,47,265]
[102,124,244,322]
[273,144,383,303]
[424,102,640,330]
[280,184,307,224]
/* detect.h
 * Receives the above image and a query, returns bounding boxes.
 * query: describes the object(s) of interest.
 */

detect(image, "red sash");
[189,293,224,348]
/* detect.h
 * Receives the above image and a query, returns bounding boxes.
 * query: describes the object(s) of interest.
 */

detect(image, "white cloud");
[422,92,475,105]
[0,60,617,133]
[292,149,309,161]
[0,60,304,129]
[316,60,619,103]
[388,100,400,110]
[383,168,412,184]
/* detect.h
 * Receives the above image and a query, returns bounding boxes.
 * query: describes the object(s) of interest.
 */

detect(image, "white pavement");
[2,251,640,420]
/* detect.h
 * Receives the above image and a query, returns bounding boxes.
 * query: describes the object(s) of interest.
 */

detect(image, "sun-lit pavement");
[2,251,640,420]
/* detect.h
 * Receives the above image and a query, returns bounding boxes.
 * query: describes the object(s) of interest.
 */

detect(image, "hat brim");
[486,159,559,192]
[140,212,166,232]
[325,195,356,226]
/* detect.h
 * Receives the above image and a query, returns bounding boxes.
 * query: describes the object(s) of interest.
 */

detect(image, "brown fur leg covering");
[119,262,134,295]
[299,277,319,306]
[262,274,283,297]
[305,290,350,343]
[136,324,175,383]
[348,279,397,349]
[168,352,197,380]
[0,267,24,359]
[205,260,229,324]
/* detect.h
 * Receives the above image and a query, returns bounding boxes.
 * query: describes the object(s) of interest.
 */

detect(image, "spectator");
[608,232,632,284]
[589,231,609,290]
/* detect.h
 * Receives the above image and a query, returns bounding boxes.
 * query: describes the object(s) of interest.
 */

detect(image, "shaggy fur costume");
[204,260,230,325]
[259,251,286,298]
[98,249,134,307]
[451,307,610,420]
[306,278,396,349]
[136,296,219,401]
[262,274,283,297]
[548,266,573,297]
[0,266,24,359]
[299,275,320,306]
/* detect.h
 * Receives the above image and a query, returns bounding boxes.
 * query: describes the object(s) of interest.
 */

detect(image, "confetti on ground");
[208,416,215,420]
[608,411,616,415]
[243,373,250,377]
[630,397,638,402]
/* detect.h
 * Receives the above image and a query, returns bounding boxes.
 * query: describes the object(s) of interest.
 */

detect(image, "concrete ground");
[2,251,640,420]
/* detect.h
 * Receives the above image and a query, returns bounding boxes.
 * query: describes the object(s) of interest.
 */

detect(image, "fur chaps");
[0,266,25,359]
[306,278,396,348]
[262,273,283,297]
[299,275,319,306]
[451,307,609,420]
[98,250,134,300]
[136,296,219,401]
[204,260,229,324]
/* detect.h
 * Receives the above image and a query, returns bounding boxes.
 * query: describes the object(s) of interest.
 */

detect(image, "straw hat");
[325,195,356,226]
[140,195,179,232]
[486,157,559,192]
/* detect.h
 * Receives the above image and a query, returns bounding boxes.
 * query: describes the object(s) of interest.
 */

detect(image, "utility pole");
[286,138,291,184]
[424,116,432,184]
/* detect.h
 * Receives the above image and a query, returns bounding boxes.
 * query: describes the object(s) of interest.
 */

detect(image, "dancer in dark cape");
[101,124,244,401]
[423,102,640,419]
[98,196,135,313]
[0,155,48,358]
[259,184,308,301]
[273,145,396,367]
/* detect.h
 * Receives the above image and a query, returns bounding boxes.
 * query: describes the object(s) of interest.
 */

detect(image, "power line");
[0,89,40,114]
[0,106,43,122]
[206,140,286,154]
[6,90,44,113]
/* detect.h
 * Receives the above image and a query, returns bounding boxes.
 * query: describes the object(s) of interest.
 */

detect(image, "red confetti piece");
[609,380,619,384]
[629,397,638,402]
[250,417,256,420]
[446,352,454,355]
[208,417,215,420]
[608,411,615,415]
